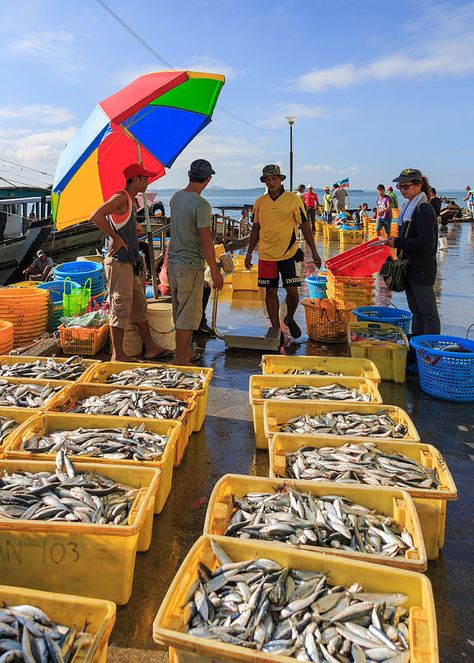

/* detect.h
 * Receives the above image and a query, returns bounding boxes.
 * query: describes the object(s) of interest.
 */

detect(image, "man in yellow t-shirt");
[245,164,322,338]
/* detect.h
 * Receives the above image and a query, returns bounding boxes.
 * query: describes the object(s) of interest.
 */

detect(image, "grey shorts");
[168,262,204,330]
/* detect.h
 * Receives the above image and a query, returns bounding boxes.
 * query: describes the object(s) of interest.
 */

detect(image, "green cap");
[260,164,286,183]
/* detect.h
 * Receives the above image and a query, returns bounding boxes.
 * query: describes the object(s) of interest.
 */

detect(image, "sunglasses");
[396,182,418,190]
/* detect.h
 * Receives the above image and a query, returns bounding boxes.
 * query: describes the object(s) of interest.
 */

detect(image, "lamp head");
[285,115,296,125]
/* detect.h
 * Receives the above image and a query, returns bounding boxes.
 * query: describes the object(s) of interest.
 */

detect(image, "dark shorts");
[258,258,301,289]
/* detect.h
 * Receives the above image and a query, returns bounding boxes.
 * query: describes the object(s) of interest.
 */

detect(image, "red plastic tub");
[325,239,392,277]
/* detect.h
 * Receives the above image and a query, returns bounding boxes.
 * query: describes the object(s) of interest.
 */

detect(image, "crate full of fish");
[153,535,438,663]
[260,355,381,383]
[0,377,69,412]
[410,334,474,402]
[4,412,182,514]
[348,322,409,384]
[249,375,382,450]
[0,457,160,604]
[43,382,197,467]
[0,408,40,458]
[269,436,457,560]
[263,401,420,445]
[204,474,427,571]
[80,360,213,432]
[0,354,98,382]
[0,584,116,663]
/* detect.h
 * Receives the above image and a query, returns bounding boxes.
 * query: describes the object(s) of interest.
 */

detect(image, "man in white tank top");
[91,162,173,362]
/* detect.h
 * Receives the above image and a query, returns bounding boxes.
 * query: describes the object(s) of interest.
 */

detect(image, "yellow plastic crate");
[0,584,116,663]
[263,400,420,444]
[204,474,427,571]
[0,355,98,382]
[231,254,246,269]
[349,321,409,384]
[261,354,381,382]
[231,268,258,291]
[0,458,160,604]
[269,435,457,560]
[0,407,39,457]
[80,360,213,433]
[322,223,339,242]
[5,412,181,514]
[339,228,365,245]
[153,535,438,663]
[314,219,324,232]
[249,374,382,449]
[0,376,70,413]
[43,382,196,467]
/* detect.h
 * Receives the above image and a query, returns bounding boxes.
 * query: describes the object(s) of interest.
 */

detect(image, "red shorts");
[258,258,301,288]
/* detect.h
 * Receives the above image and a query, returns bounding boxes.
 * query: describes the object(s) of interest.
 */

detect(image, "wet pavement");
[107,222,474,662]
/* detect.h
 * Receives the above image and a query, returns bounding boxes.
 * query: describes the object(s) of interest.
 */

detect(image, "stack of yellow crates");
[326,270,375,306]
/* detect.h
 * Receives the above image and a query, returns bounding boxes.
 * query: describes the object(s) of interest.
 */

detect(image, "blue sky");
[1,0,473,191]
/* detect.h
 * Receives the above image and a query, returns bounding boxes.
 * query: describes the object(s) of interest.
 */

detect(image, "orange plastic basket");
[59,322,110,356]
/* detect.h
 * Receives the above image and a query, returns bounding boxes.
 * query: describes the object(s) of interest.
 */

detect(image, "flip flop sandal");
[284,316,302,339]
[143,349,174,360]
[190,350,203,362]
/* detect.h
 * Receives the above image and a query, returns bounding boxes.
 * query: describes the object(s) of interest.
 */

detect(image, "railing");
[0,195,51,238]
[212,213,248,242]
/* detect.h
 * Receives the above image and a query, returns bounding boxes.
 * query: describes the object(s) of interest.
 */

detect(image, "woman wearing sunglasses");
[386,168,440,342]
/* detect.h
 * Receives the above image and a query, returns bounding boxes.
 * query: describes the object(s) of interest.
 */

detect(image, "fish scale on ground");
[262,384,372,402]
[0,454,138,524]
[105,366,205,390]
[0,381,61,408]
[183,540,411,661]
[0,603,93,661]
[286,442,440,489]
[0,356,89,381]
[224,486,416,558]
[20,423,169,461]
[281,411,408,438]
[63,389,188,419]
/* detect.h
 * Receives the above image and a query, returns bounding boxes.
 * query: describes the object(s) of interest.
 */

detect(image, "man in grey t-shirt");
[169,159,223,365]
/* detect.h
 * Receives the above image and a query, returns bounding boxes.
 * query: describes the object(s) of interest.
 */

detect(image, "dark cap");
[260,164,286,182]
[189,159,215,178]
[393,168,423,183]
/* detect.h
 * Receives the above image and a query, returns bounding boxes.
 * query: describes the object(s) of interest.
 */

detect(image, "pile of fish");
[0,453,138,524]
[284,369,342,376]
[262,384,372,402]
[0,355,89,381]
[20,423,169,461]
[184,540,412,660]
[350,328,405,345]
[106,366,205,390]
[0,604,93,661]
[0,380,61,408]
[286,442,440,490]
[281,410,408,439]
[0,416,19,445]
[436,343,472,354]
[64,389,189,420]
[224,487,416,558]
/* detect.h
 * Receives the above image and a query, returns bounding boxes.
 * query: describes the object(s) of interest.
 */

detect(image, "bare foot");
[143,343,174,360]
[111,354,136,362]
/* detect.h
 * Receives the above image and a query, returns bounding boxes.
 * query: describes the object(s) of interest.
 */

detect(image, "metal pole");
[136,143,159,298]
[289,124,294,193]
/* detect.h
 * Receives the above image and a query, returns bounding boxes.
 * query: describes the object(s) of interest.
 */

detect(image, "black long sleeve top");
[394,202,438,285]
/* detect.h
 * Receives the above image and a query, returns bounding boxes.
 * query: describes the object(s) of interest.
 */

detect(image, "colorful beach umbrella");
[52,70,225,230]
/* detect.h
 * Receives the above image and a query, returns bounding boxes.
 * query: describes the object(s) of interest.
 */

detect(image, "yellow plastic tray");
[0,355,98,381]
[261,354,381,382]
[204,473,427,571]
[0,458,160,604]
[269,435,457,560]
[0,376,70,412]
[4,412,181,514]
[348,321,409,384]
[80,360,213,433]
[153,535,438,663]
[43,382,197,467]
[0,407,38,457]
[323,224,340,242]
[263,400,420,444]
[231,268,258,291]
[249,374,382,449]
[0,584,115,663]
[339,228,365,245]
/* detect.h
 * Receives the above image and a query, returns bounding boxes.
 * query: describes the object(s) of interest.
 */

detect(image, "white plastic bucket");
[147,302,176,351]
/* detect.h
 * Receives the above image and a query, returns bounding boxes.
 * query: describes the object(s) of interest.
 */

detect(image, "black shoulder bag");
[380,217,413,292]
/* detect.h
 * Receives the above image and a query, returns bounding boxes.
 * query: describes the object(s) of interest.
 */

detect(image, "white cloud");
[299,164,333,172]
[0,127,78,177]
[5,31,73,56]
[294,3,474,93]
[0,105,74,125]
[115,57,236,87]
[259,103,327,130]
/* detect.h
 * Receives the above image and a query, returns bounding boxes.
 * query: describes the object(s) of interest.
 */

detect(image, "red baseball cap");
[123,162,158,180]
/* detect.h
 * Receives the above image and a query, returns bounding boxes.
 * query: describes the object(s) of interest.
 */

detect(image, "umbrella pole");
[136,143,159,298]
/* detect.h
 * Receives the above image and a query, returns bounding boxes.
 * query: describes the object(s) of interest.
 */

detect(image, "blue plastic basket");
[353,306,412,334]
[36,280,81,304]
[305,275,327,299]
[410,335,474,402]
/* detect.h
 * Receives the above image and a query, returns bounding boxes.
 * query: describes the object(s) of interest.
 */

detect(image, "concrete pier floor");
[107,222,474,662]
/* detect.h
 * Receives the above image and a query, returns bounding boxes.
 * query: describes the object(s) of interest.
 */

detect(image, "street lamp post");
[285,116,296,192]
